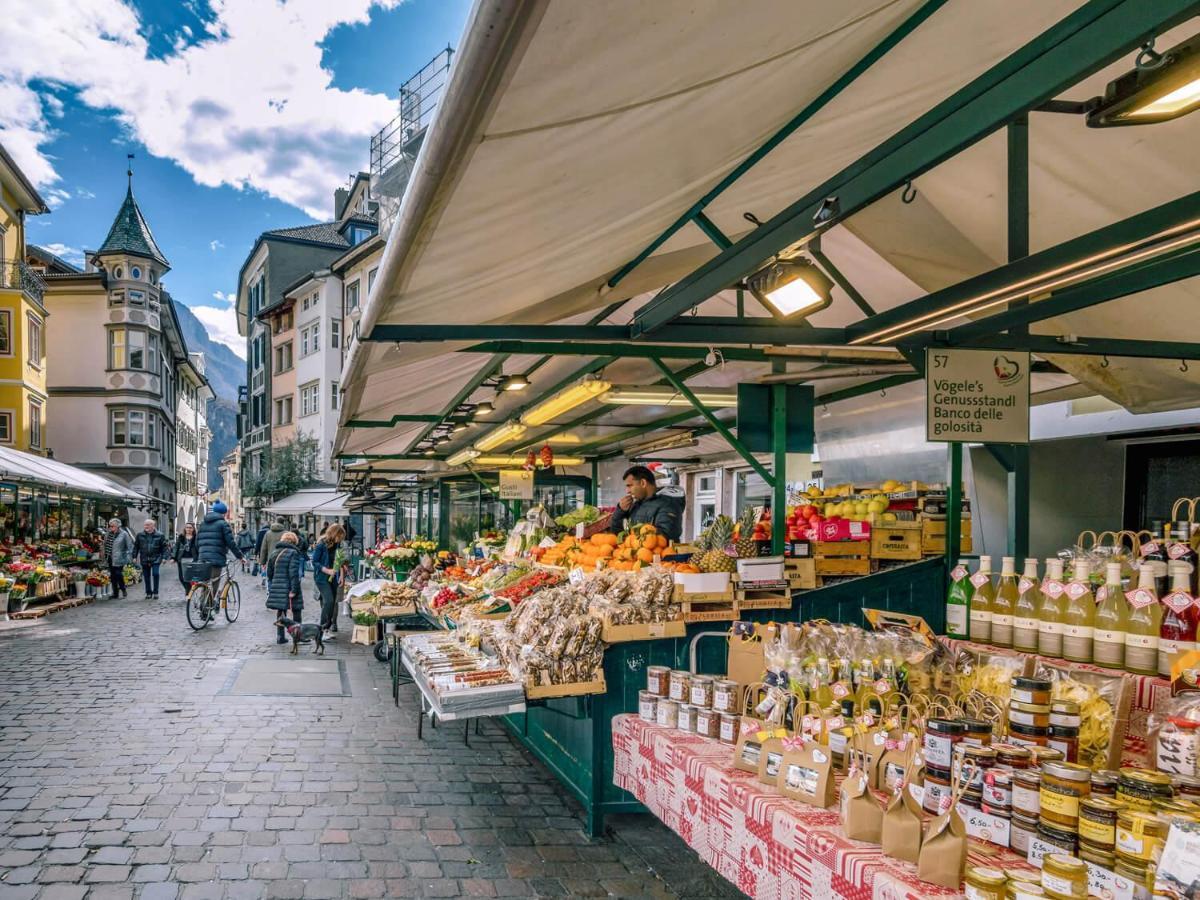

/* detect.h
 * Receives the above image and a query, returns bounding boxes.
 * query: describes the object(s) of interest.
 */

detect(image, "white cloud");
[211,289,234,304]
[191,304,246,359]
[0,0,406,217]
[75,187,95,200]
[209,239,224,251]
[44,187,71,209]
[40,242,84,266]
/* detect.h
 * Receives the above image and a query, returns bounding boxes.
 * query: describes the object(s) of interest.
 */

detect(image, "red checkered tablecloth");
[613,714,1040,899]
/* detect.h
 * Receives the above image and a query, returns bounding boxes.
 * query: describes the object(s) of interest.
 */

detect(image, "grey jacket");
[259,523,286,565]
[106,529,134,567]
[609,486,686,542]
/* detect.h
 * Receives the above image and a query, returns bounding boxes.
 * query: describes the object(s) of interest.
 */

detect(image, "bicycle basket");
[185,562,217,584]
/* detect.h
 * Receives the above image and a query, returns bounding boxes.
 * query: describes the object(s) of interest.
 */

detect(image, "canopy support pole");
[652,359,774,487]
[946,444,962,574]
[1007,115,1031,562]
[771,377,787,556]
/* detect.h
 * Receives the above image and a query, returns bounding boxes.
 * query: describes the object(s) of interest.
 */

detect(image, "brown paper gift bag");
[917,763,973,888]
[726,626,765,693]
[880,742,923,864]
[776,738,834,808]
[733,684,771,775]
[839,732,884,844]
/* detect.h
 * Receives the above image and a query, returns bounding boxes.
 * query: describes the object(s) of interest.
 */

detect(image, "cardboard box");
[673,571,731,594]
[736,556,785,583]
[600,618,686,643]
[816,519,871,542]
[784,557,819,590]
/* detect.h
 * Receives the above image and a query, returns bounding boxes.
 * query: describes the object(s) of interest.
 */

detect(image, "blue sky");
[0,0,473,358]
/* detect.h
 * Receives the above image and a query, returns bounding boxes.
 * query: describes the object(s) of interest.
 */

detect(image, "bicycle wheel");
[186,585,213,631]
[223,580,241,623]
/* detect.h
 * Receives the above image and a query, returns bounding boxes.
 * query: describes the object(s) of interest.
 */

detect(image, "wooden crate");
[813,541,877,577]
[679,596,738,623]
[870,521,924,561]
[735,589,792,612]
[784,558,819,590]
[525,675,607,699]
[601,618,686,643]
[920,517,973,555]
[351,624,375,646]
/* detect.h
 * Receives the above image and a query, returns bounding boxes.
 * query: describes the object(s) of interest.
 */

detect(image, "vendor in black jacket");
[133,518,169,600]
[608,465,686,542]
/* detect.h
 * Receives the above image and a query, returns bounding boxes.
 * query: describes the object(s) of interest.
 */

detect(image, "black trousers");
[108,566,126,597]
[317,580,337,631]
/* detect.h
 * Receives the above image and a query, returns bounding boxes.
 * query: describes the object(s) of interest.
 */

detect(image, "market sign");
[926,348,1030,444]
[498,469,534,500]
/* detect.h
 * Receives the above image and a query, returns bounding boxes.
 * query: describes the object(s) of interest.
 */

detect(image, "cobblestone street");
[0,574,739,899]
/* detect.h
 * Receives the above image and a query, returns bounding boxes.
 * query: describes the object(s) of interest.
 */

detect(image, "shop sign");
[926,348,1030,444]
[498,469,534,500]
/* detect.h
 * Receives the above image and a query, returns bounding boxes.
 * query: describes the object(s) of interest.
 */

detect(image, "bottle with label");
[946,563,971,639]
[1159,561,1198,677]
[1125,564,1162,676]
[1169,520,1199,595]
[991,556,1017,649]
[1062,559,1095,663]
[1141,529,1170,598]
[1039,558,1066,659]
[1093,561,1128,669]
[969,556,995,644]
[1013,558,1042,653]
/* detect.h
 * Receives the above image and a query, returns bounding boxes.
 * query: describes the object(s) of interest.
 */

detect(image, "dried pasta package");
[1036,659,1131,770]
[955,647,1033,707]
[1148,694,1200,775]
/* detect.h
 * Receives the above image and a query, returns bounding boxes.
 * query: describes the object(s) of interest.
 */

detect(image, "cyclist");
[196,501,245,582]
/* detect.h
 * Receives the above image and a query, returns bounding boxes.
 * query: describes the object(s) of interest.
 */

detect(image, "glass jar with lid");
[965,865,1007,900]
[1039,761,1092,830]
[1116,768,1174,811]
[1115,809,1166,864]
[1041,853,1088,900]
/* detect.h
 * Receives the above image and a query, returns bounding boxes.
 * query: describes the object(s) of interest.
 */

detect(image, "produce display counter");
[612,714,1036,899]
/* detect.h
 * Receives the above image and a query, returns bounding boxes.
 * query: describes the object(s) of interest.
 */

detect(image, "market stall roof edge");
[0,445,147,504]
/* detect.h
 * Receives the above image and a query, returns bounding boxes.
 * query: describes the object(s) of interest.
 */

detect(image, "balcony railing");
[1,258,47,306]
[370,46,453,178]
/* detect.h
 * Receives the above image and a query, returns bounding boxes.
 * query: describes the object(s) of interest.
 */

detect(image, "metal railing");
[1,258,47,305]
[370,46,453,178]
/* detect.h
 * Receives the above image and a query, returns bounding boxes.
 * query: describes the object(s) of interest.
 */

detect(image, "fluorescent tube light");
[473,421,528,452]
[473,455,584,467]
[446,447,481,467]
[624,431,699,456]
[520,378,611,427]
[601,388,738,408]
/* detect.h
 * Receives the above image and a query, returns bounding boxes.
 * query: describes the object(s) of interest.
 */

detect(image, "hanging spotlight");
[451,421,470,433]
[746,257,833,320]
[421,447,436,456]
[1088,34,1200,127]
[498,373,530,392]
[472,400,495,418]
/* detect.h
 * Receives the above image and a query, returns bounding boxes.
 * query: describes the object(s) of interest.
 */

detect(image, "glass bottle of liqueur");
[968,556,995,644]
[1125,564,1162,676]
[1093,561,1128,669]
[945,562,971,639]
[1141,529,1170,598]
[1168,520,1200,595]
[1159,561,1198,677]
[990,556,1018,649]
[811,658,834,709]
[1062,560,1096,663]
[1039,558,1067,659]
[1013,558,1042,653]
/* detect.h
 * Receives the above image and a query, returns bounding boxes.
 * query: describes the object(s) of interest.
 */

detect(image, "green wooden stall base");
[501,557,946,836]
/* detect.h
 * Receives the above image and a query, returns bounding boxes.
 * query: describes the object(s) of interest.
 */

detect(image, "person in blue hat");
[196,500,244,579]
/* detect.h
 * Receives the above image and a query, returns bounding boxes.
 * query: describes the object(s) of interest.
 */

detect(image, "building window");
[128,330,145,369]
[274,341,293,372]
[111,409,125,445]
[109,330,126,368]
[274,396,293,425]
[147,333,158,374]
[300,321,320,357]
[330,318,341,349]
[128,289,145,306]
[28,399,42,449]
[131,266,142,280]
[109,290,125,307]
[344,281,359,313]
[331,382,339,410]
[148,414,157,449]
[26,315,42,367]
[0,411,11,443]
[114,266,124,279]
[128,410,145,446]
[368,268,378,297]
[0,310,10,355]
[300,382,319,417]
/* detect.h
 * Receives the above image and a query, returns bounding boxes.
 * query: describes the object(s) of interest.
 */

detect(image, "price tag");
[1018,576,1035,595]
[907,783,924,806]
[1085,861,1138,900]
[576,523,585,540]
[1027,837,1056,868]
[1126,588,1157,609]
[969,572,991,589]
[1066,582,1090,600]
[962,807,1011,847]
[569,567,585,586]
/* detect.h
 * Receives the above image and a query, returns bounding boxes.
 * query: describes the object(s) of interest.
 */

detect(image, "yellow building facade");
[0,145,49,453]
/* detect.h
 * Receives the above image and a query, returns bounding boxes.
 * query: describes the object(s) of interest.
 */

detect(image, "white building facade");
[285,270,341,484]
[176,350,214,531]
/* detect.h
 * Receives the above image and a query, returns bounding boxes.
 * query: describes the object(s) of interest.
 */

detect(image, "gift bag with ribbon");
[876,704,919,793]
[776,733,834,808]
[839,730,884,844]
[917,762,974,888]
[734,682,772,774]
[727,621,766,693]
[880,736,924,864]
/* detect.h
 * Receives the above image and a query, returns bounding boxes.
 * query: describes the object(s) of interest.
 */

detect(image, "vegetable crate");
[351,624,375,646]
[813,541,876,577]
[734,588,791,612]
[870,521,924,561]
[525,675,607,700]
[600,618,686,643]
[784,558,819,590]
[920,517,973,555]
[675,587,737,623]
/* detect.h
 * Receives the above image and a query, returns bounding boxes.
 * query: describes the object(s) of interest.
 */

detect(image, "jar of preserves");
[712,679,740,713]
[677,703,698,733]
[1010,812,1040,856]
[1012,770,1041,817]
[1116,768,1174,811]
[1040,853,1088,900]
[1115,809,1166,863]
[965,865,1007,900]
[1091,769,1119,797]
[1078,796,1122,851]
[962,718,994,747]
[1036,819,1078,854]
[656,698,679,729]
[1008,721,1049,748]
[668,670,690,703]
[1011,676,1052,705]
[1040,761,1092,830]
[923,766,953,817]
[1049,699,1081,729]
[1175,774,1200,799]
[646,665,669,696]
[924,718,965,771]
[1028,746,1064,766]
[1078,843,1116,872]
[1009,701,1052,730]
[982,768,1013,817]
[695,707,720,739]
[954,744,997,792]
[1047,725,1079,763]
[996,743,1033,770]
[638,690,658,722]
[718,713,740,745]
[1114,856,1151,891]
[688,675,714,709]
[1005,880,1045,900]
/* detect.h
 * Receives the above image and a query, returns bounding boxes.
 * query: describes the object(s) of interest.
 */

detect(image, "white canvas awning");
[339,1,1200,468]
[264,489,351,518]
[0,446,145,502]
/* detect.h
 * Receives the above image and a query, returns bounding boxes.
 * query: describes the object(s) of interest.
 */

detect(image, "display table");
[613,714,1039,899]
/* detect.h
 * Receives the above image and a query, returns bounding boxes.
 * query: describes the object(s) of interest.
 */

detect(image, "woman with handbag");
[265,532,303,645]
[173,522,200,588]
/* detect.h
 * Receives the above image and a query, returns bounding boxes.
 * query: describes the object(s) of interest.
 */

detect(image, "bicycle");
[186,564,242,631]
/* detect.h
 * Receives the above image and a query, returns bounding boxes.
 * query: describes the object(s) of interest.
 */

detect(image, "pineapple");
[696,515,737,573]
[734,507,759,559]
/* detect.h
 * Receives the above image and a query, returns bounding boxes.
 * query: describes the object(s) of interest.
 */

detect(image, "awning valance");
[264,489,351,518]
[0,446,146,503]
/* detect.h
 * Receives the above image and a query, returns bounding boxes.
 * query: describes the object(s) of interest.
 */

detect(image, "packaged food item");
[1116,767,1174,811]
[646,665,669,696]
[712,679,740,713]
[1012,769,1041,817]
[718,713,739,745]
[677,703,697,733]
[1040,852,1088,899]
[656,698,679,729]
[638,690,657,722]
[1040,761,1092,831]
[964,865,1007,900]
[695,707,720,739]
[1078,796,1122,853]
[688,675,714,709]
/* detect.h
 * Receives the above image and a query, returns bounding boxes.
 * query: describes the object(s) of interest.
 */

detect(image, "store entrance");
[1122,436,1200,531]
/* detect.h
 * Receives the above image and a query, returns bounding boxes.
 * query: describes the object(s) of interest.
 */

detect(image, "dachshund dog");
[274,616,325,655]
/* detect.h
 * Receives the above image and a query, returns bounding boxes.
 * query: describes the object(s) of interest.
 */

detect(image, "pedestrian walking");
[235,524,254,573]
[253,522,269,579]
[258,517,286,588]
[265,531,304,644]
[313,523,346,639]
[134,518,168,599]
[196,501,244,577]
[103,518,133,599]
[173,522,199,587]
